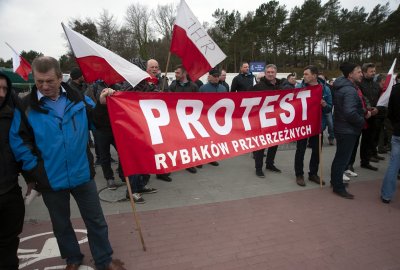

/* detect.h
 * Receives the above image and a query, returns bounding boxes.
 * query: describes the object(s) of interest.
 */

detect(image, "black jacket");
[388,83,400,136]
[252,77,283,91]
[231,73,255,92]
[168,80,199,92]
[332,76,365,135]
[0,72,24,194]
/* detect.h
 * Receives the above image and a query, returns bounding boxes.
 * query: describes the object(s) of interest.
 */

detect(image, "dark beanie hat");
[70,67,83,80]
[339,62,357,78]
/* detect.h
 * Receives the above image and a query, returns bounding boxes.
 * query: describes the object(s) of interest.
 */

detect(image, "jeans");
[254,145,278,171]
[41,180,113,269]
[128,174,149,193]
[294,135,319,177]
[381,136,400,200]
[0,185,24,270]
[325,112,334,140]
[331,133,359,192]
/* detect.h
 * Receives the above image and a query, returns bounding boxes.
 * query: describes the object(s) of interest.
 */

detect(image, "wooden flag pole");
[161,52,172,92]
[319,133,323,188]
[125,176,147,251]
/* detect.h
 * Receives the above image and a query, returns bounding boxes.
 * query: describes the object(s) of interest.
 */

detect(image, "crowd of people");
[1,55,399,270]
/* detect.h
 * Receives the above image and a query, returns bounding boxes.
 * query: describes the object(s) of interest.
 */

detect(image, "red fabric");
[356,87,368,129]
[145,76,159,85]
[107,86,323,175]
[75,56,125,85]
[15,56,31,81]
[170,25,212,82]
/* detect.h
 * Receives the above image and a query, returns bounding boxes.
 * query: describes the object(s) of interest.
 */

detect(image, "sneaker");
[344,170,358,177]
[209,161,219,166]
[256,170,265,178]
[107,179,117,190]
[348,165,355,172]
[138,185,158,194]
[296,175,306,186]
[126,191,145,204]
[343,174,350,182]
[308,175,325,185]
[186,167,197,174]
[266,164,281,173]
[380,196,391,204]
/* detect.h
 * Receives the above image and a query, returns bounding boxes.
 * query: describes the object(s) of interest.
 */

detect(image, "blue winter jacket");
[296,78,333,131]
[9,82,95,191]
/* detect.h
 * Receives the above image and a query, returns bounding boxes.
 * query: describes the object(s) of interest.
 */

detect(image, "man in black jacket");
[330,63,369,199]
[231,62,254,92]
[252,64,283,177]
[0,72,29,269]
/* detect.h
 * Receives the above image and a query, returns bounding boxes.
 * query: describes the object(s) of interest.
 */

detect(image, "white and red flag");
[377,58,397,107]
[5,42,32,81]
[170,0,226,81]
[62,23,149,87]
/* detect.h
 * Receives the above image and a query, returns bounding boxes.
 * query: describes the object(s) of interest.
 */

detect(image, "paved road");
[19,140,400,269]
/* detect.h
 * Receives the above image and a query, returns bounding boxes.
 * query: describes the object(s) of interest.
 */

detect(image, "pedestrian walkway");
[19,143,400,269]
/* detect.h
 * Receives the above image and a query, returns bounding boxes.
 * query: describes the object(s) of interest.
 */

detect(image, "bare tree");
[125,3,152,59]
[97,9,117,50]
[152,3,177,42]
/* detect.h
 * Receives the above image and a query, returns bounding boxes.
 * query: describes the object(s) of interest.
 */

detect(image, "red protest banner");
[107,85,322,176]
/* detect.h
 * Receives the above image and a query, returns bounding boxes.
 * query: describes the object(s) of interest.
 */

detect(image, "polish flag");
[62,23,149,87]
[170,0,226,81]
[5,43,32,81]
[377,58,397,107]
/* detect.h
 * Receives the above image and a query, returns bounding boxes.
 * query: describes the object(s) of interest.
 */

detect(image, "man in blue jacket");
[9,56,125,270]
[294,65,332,186]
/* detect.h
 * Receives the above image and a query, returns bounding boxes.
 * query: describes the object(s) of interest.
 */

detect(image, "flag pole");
[161,52,171,92]
[319,133,323,188]
[125,176,147,251]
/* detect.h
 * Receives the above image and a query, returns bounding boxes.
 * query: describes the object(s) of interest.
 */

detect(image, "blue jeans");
[128,174,149,193]
[331,133,358,192]
[381,136,400,200]
[42,180,113,269]
[325,112,334,140]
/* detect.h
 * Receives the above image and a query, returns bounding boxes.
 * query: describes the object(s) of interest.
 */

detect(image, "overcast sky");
[0,0,398,60]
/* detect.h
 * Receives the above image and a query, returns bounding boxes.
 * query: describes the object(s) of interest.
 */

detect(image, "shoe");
[107,179,117,190]
[333,190,354,199]
[369,156,379,163]
[138,185,158,194]
[378,149,388,154]
[209,161,219,166]
[126,191,145,204]
[361,164,378,171]
[343,174,350,182]
[344,170,358,177]
[381,196,391,204]
[256,170,265,178]
[65,264,80,270]
[373,155,385,161]
[328,139,334,145]
[156,174,172,182]
[308,175,325,185]
[196,165,203,168]
[186,167,197,173]
[296,175,306,186]
[348,165,355,172]
[106,259,127,270]
[266,164,281,173]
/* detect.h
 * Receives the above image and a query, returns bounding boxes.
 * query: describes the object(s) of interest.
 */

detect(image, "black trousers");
[254,145,278,171]
[0,185,25,270]
[294,135,319,177]
[360,117,384,165]
[95,130,122,180]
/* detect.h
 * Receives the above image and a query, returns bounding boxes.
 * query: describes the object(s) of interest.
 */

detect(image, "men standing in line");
[0,72,28,270]
[294,66,332,186]
[231,62,254,92]
[359,63,383,171]
[331,62,369,199]
[380,82,400,203]
[219,69,230,91]
[9,56,125,270]
[252,64,283,177]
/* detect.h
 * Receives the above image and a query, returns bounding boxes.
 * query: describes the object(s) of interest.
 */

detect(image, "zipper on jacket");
[72,115,77,131]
